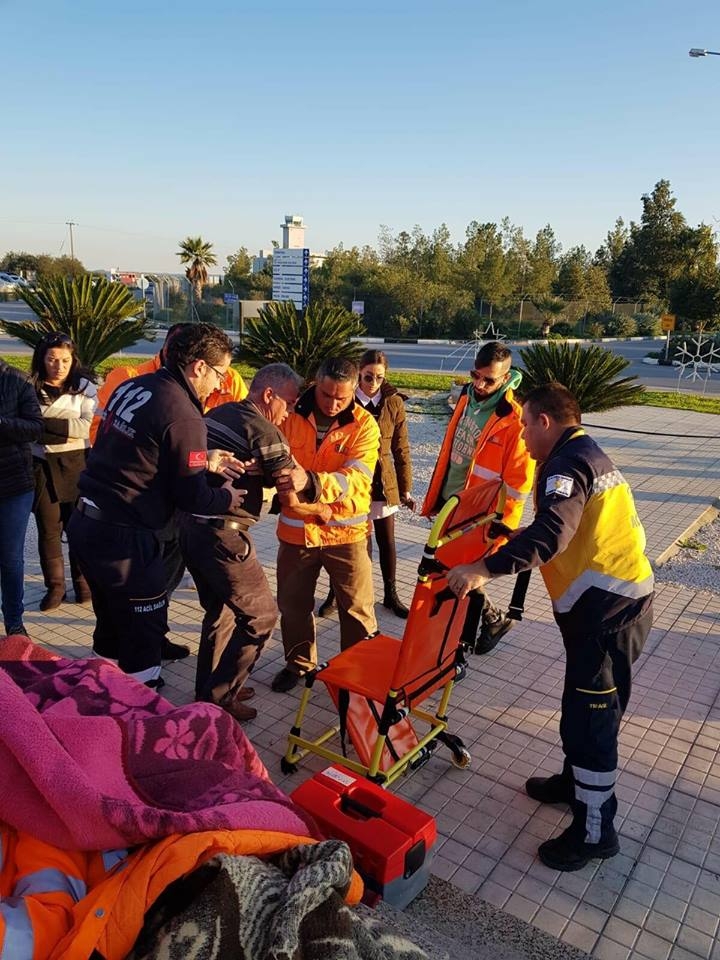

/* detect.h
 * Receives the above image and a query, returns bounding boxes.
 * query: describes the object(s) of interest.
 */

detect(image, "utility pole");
[66,221,77,260]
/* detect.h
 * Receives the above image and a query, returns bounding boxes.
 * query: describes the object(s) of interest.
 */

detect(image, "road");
[1,300,717,394]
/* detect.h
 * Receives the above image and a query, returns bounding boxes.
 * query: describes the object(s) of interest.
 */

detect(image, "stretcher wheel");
[281,757,298,775]
[439,732,471,769]
[451,748,471,769]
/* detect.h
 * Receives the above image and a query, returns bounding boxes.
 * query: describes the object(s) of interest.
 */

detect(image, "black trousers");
[155,512,186,596]
[32,459,83,583]
[67,512,167,681]
[178,515,278,701]
[559,608,652,844]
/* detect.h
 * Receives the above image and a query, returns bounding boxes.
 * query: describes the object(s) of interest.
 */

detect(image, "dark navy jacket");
[80,367,231,529]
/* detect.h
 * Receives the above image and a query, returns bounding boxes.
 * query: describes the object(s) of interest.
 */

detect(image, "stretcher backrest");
[390,480,504,708]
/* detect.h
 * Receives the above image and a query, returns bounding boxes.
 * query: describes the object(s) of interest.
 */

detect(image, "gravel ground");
[654,514,720,595]
[400,393,720,597]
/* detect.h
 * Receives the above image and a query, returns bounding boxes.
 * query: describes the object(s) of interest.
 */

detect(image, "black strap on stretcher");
[507,570,531,621]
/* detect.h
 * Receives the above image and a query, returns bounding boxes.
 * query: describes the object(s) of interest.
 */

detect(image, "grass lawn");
[3,354,719,415]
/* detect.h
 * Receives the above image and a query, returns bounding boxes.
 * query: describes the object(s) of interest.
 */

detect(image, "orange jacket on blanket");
[0,826,362,960]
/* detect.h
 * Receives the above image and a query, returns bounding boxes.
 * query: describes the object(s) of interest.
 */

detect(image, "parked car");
[0,272,33,291]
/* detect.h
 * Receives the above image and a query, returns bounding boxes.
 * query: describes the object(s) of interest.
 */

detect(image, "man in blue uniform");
[448,382,654,871]
[68,324,246,688]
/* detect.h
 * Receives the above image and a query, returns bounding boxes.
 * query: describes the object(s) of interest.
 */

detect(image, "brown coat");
[367,383,412,507]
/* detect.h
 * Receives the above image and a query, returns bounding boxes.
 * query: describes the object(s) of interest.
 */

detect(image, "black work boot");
[538,824,619,872]
[383,582,409,619]
[161,639,191,660]
[473,603,513,654]
[526,772,574,805]
[318,589,337,617]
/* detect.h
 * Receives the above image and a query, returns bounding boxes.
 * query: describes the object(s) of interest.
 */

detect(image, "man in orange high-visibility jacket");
[270,357,380,694]
[421,341,534,655]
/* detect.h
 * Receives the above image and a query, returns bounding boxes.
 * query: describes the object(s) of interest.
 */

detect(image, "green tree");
[460,221,514,309]
[525,225,561,300]
[554,246,590,300]
[594,218,629,273]
[610,180,687,301]
[0,251,41,277]
[583,264,612,310]
[177,236,217,308]
[225,246,252,284]
[0,276,149,370]
[237,301,366,381]
[518,342,644,412]
[0,251,85,281]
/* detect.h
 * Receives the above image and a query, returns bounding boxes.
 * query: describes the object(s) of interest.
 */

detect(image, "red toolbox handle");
[340,794,381,821]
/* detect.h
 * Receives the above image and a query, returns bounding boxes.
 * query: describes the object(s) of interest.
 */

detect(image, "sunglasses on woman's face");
[361,373,384,384]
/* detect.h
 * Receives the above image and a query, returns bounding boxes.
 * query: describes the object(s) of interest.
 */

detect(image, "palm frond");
[518,342,645,412]
[238,302,366,381]
[0,276,151,371]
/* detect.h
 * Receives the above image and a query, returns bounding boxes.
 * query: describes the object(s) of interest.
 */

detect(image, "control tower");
[281,214,306,249]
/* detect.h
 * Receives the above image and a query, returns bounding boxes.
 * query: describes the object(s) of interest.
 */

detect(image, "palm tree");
[0,275,150,371]
[518,341,645,412]
[238,301,366,382]
[176,236,217,311]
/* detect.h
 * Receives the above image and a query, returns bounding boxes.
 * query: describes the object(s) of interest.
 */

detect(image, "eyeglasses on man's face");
[207,363,225,385]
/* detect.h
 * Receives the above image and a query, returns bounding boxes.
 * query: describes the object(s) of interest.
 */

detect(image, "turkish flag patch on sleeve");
[188,450,208,469]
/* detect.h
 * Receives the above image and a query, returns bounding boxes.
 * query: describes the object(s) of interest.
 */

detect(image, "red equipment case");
[291,765,437,908]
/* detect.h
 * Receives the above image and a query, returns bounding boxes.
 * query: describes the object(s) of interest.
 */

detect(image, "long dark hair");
[31,332,93,395]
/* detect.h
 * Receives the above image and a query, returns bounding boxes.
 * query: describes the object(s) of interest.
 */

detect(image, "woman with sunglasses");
[30,333,97,609]
[318,349,414,619]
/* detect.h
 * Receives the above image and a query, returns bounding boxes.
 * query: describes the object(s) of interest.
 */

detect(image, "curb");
[654,498,720,566]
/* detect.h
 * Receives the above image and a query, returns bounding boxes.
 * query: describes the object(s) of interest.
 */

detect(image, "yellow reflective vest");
[484,428,654,629]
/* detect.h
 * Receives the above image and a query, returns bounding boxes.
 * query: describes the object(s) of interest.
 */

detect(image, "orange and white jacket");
[0,824,361,960]
[278,389,380,548]
[90,356,247,443]
[421,384,534,533]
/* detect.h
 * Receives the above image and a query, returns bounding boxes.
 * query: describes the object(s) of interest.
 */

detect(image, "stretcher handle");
[340,794,382,821]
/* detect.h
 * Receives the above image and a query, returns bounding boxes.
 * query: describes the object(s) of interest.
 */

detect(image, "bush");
[518,341,645,412]
[237,301,366,382]
[633,312,662,337]
[549,321,576,338]
[602,314,638,337]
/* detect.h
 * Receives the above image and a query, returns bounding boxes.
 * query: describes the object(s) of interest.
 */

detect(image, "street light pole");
[66,221,77,260]
[689,48,720,57]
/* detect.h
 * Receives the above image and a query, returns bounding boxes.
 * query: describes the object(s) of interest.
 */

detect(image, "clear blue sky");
[2,0,719,273]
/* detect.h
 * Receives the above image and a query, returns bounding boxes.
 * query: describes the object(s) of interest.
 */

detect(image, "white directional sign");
[272,248,310,309]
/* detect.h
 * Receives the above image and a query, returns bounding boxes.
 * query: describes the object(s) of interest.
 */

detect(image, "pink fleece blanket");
[0,637,315,850]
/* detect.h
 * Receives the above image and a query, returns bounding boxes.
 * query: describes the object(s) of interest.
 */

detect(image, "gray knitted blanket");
[127,839,427,960]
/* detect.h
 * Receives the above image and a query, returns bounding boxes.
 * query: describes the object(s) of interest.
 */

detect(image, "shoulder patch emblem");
[546,474,574,498]
[188,450,208,469]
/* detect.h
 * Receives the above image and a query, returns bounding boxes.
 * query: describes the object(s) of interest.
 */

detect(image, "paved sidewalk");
[19,404,720,960]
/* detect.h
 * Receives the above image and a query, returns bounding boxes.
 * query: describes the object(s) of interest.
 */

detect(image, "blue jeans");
[0,489,33,632]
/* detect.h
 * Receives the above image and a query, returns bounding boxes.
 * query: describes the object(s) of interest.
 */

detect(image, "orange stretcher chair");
[281,480,507,787]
